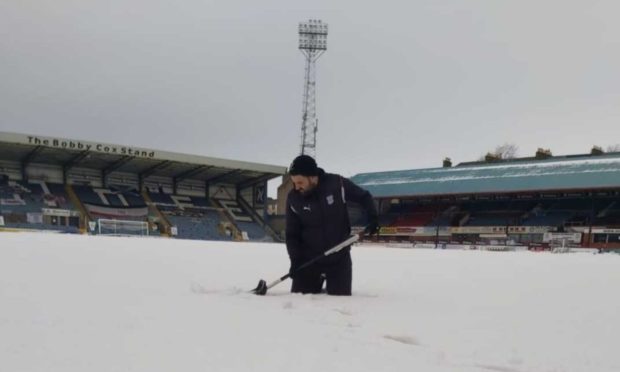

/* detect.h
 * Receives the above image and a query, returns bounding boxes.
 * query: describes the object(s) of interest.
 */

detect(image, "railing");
[65,184,90,232]
[141,190,172,236]
[236,197,281,242]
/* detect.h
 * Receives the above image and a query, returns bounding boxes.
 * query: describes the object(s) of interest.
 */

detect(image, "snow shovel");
[252,234,360,296]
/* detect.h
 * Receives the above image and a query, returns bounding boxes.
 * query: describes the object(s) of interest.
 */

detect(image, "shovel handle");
[273,234,360,288]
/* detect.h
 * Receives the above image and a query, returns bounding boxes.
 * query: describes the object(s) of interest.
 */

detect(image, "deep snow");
[1,232,619,372]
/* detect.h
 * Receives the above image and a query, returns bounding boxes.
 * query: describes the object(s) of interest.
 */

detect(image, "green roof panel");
[351,154,620,198]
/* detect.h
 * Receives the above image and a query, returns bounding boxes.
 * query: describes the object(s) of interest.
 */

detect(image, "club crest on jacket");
[326,194,334,205]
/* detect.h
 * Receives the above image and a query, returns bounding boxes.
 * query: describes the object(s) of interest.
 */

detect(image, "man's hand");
[363,220,380,236]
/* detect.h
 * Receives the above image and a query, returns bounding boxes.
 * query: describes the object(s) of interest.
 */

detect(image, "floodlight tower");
[298,19,328,158]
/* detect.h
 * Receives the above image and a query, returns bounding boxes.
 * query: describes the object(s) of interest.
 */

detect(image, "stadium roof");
[351,153,620,199]
[0,131,286,186]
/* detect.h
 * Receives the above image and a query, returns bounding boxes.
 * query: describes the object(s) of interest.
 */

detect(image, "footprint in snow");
[333,308,352,316]
[383,334,421,346]
[190,282,215,294]
[474,364,521,372]
[190,282,244,295]
[282,301,294,309]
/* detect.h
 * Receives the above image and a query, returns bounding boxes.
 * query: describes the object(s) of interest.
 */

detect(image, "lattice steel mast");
[298,20,328,157]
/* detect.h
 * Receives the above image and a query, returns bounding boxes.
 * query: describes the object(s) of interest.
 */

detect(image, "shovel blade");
[252,279,268,295]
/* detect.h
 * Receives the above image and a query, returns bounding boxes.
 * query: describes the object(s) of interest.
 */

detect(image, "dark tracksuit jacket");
[285,169,377,267]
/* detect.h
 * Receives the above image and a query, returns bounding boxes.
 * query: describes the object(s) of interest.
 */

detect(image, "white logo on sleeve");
[326,195,334,205]
[303,205,312,212]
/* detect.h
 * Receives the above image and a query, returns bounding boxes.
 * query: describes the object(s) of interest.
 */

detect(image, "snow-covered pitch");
[1,232,619,372]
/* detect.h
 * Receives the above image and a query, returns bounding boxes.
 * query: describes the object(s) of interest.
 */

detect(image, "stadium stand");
[3,131,618,249]
[0,131,285,240]
[147,191,231,241]
[351,150,620,249]
[376,202,434,226]
[216,199,273,241]
[0,180,80,233]
[166,212,229,241]
[595,200,620,227]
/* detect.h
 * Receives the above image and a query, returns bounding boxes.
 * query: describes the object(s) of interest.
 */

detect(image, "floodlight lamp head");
[298,19,328,51]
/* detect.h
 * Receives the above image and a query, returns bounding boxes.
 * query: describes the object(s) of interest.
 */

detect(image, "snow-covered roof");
[351,154,620,198]
[0,131,286,186]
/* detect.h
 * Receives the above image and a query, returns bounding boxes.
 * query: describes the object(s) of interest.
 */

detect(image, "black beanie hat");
[289,155,319,176]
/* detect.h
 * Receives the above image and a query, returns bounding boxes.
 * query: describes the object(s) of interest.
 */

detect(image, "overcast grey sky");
[2,1,619,195]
